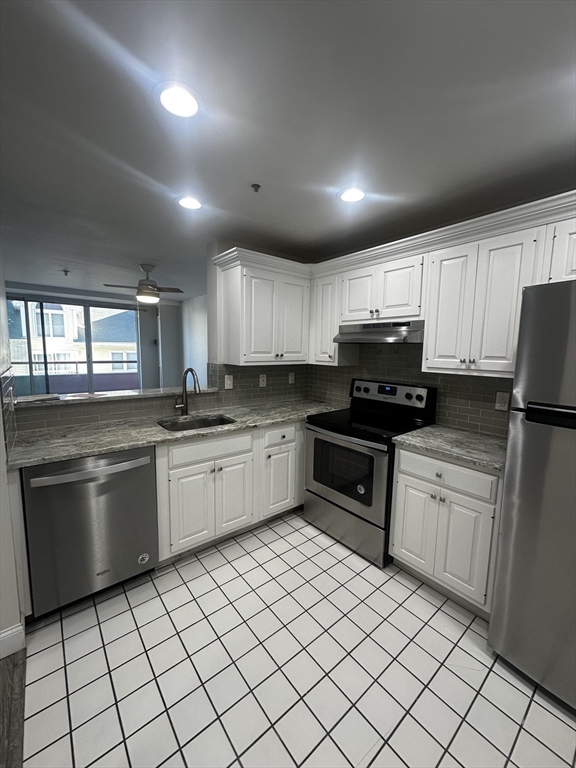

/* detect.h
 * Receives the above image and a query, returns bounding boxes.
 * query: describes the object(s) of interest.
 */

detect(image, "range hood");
[333,320,424,344]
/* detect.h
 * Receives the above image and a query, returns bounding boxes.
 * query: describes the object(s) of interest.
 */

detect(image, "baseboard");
[0,623,26,659]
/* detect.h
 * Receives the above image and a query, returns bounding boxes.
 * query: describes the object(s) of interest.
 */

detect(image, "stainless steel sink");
[157,414,236,432]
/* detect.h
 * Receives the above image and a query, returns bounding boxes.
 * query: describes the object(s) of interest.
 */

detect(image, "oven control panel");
[350,379,429,408]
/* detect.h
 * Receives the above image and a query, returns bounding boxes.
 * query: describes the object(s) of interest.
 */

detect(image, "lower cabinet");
[157,422,304,559]
[262,443,296,519]
[169,452,253,554]
[391,450,499,607]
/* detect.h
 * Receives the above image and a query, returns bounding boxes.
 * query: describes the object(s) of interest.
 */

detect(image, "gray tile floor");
[23,512,576,768]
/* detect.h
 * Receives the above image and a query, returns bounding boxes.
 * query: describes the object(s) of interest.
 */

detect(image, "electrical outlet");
[259,374,267,387]
[288,372,295,384]
[495,391,510,411]
[224,375,233,390]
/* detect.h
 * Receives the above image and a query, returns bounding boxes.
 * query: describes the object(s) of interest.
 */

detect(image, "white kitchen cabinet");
[434,490,495,604]
[243,268,309,363]
[374,254,423,318]
[424,227,542,376]
[309,275,359,366]
[215,453,254,535]
[340,256,424,323]
[169,452,253,554]
[543,218,576,283]
[423,243,478,372]
[392,474,438,575]
[391,449,499,607]
[169,460,216,553]
[216,250,310,365]
[262,442,296,519]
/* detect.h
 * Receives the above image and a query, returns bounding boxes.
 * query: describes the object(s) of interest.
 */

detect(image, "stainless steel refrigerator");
[489,280,576,709]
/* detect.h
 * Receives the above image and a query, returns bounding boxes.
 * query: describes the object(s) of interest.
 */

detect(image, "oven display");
[378,385,397,396]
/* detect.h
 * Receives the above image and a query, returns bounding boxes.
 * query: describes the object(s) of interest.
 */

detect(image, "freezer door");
[512,281,576,409]
[23,447,158,616]
[489,410,576,708]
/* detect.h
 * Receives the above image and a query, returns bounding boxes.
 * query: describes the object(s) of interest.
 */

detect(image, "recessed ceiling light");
[178,196,202,209]
[339,188,365,202]
[159,84,199,117]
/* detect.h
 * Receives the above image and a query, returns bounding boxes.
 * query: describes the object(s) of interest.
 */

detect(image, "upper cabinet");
[309,274,359,367]
[543,218,576,283]
[424,228,543,376]
[215,250,310,366]
[339,255,424,323]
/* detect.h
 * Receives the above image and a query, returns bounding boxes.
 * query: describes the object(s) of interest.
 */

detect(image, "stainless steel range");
[304,379,437,568]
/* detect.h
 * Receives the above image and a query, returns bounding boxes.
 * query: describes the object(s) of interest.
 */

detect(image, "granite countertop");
[15,386,219,408]
[8,400,331,470]
[393,424,507,473]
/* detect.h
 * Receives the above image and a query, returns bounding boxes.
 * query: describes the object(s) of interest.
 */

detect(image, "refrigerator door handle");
[527,404,576,415]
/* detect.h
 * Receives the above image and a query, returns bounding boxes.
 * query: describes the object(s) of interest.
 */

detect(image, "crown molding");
[213,247,312,278]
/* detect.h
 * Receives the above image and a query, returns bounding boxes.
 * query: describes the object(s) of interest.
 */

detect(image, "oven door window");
[313,438,374,506]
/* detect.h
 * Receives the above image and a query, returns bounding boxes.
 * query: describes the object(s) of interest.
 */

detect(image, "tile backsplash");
[308,345,511,437]
[15,351,511,437]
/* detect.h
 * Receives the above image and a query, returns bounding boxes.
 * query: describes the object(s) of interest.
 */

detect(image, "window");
[111,352,137,371]
[35,305,65,337]
[33,353,73,374]
[7,297,140,396]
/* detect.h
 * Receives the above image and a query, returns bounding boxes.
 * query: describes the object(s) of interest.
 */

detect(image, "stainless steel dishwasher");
[22,446,158,616]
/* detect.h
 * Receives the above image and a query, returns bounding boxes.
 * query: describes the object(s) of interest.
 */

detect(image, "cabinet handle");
[281,435,286,439]
[275,354,280,359]
[430,493,437,499]
[218,466,224,471]
[328,354,333,360]
[210,468,216,473]
[439,496,446,503]
[267,454,272,459]
[374,309,380,314]
[469,358,476,364]
[280,354,284,358]
[435,472,442,478]
[459,358,467,364]
[369,309,374,316]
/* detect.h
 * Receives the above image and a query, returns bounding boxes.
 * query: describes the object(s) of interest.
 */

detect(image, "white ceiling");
[1,0,575,300]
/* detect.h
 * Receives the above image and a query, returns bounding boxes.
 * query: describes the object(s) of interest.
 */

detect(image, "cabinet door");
[469,229,539,373]
[278,276,309,361]
[313,275,338,363]
[434,490,494,604]
[262,443,296,518]
[392,474,439,575]
[548,219,576,283]
[375,255,423,319]
[215,453,253,535]
[169,461,215,553]
[424,244,478,370]
[243,268,278,362]
[340,266,377,322]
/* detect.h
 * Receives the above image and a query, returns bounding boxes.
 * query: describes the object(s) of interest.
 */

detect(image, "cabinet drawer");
[264,426,296,447]
[398,450,498,502]
[169,433,253,468]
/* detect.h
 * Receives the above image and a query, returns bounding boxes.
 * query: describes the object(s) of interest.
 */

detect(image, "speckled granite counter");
[393,425,507,473]
[8,400,330,470]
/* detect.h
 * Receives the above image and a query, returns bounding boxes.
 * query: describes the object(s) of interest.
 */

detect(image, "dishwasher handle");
[29,455,151,487]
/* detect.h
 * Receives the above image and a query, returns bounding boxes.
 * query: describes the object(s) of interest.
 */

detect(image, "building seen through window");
[7,298,140,396]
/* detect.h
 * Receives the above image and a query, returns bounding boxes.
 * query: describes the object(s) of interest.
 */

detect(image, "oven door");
[305,425,389,527]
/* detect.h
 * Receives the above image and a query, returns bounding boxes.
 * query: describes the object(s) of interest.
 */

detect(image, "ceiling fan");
[104,264,183,304]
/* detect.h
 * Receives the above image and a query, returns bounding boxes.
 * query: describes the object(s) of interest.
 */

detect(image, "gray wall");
[159,305,184,388]
[182,295,208,387]
[138,306,160,390]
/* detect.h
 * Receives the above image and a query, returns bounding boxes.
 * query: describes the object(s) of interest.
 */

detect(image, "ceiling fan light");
[136,286,160,304]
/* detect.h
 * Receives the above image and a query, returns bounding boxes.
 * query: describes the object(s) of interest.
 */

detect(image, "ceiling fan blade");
[157,287,184,293]
[103,283,138,289]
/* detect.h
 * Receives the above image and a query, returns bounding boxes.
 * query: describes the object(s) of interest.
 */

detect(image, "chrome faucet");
[175,367,201,416]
